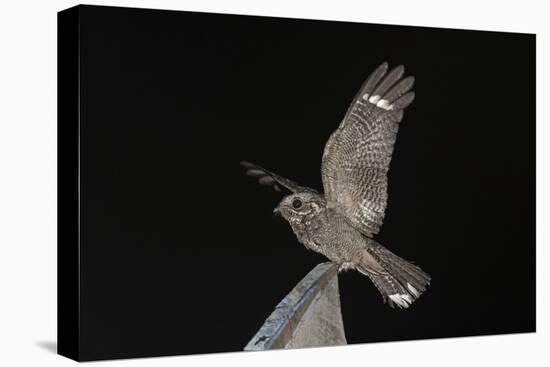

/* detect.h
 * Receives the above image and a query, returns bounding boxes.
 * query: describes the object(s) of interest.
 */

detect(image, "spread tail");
[357,242,431,309]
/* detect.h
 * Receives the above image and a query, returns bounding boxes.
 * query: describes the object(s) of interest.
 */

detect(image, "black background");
[76,5,535,361]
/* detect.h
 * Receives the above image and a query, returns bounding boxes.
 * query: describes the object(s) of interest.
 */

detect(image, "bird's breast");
[289,214,331,255]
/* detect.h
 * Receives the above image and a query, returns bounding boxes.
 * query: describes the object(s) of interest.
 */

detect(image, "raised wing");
[240,161,314,194]
[321,62,415,236]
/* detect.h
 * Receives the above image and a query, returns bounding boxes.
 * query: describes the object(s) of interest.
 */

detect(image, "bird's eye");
[292,198,302,209]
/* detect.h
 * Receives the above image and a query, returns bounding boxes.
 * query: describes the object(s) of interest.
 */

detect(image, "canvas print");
[58,5,535,361]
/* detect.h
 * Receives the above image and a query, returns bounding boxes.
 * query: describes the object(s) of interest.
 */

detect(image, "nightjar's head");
[273,192,325,225]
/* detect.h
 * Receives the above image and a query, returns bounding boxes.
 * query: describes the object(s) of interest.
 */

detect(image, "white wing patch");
[361,94,393,110]
[368,95,381,104]
[376,99,394,110]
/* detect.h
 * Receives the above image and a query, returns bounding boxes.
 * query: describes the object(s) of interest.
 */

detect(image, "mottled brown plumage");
[241,63,430,309]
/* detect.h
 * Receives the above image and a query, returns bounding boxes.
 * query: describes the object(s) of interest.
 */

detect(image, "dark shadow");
[36,340,57,354]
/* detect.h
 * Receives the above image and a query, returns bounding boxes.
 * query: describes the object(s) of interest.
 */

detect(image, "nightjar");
[241,62,430,309]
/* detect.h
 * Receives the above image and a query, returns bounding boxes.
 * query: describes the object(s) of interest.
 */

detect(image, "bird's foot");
[338,262,355,273]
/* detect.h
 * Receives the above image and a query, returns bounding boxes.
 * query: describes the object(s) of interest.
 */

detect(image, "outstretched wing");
[321,62,415,236]
[240,161,313,194]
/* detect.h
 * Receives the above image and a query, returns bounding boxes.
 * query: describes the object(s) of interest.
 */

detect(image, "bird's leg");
[338,262,355,273]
